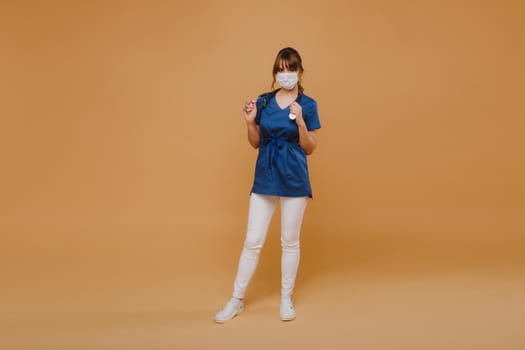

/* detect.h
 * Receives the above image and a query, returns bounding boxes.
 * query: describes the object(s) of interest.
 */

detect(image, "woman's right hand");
[243,99,257,124]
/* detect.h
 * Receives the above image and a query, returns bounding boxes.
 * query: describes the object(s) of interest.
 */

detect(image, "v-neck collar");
[273,96,292,111]
[273,89,300,110]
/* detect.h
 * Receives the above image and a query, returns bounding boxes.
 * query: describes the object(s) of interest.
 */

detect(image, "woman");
[214,47,321,323]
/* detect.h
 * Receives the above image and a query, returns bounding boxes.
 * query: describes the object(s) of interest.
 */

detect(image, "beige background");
[1,0,524,349]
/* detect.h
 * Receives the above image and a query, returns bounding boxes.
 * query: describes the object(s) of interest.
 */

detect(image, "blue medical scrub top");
[250,92,321,198]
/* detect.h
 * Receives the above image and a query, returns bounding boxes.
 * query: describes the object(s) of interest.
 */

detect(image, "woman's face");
[276,60,302,80]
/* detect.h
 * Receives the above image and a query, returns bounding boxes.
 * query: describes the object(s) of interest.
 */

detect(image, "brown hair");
[271,47,304,94]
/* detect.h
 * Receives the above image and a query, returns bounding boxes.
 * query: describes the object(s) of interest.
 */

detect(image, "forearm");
[246,121,260,149]
[297,124,317,155]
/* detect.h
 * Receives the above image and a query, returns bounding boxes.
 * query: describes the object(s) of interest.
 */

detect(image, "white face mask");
[276,72,299,90]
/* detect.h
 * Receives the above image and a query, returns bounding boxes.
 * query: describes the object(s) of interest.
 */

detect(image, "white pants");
[232,193,308,299]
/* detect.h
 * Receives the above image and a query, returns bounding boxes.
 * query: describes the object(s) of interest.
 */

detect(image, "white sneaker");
[280,297,296,321]
[214,298,244,323]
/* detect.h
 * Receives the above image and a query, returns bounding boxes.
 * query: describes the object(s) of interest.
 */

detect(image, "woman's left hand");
[289,102,306,128]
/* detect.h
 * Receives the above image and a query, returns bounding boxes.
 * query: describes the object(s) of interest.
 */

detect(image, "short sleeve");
[254,96,265,125]
[303,100,321,131]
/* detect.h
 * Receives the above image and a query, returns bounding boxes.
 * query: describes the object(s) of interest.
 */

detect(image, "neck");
[278,86,299,96]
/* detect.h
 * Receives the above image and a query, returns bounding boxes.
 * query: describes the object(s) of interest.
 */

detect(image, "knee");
[243,233,264,252]
[281,237,300,250]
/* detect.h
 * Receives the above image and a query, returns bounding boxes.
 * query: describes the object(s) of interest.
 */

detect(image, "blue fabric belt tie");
[259,136,299,184]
